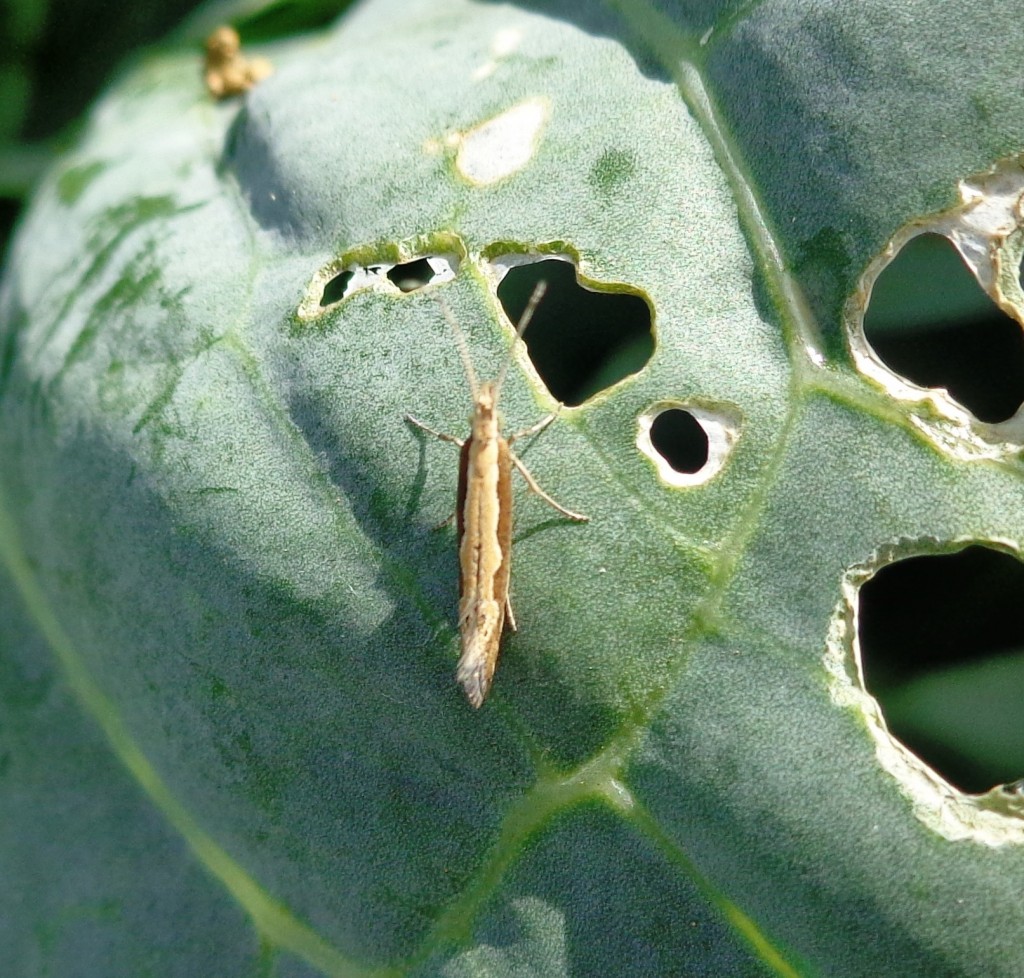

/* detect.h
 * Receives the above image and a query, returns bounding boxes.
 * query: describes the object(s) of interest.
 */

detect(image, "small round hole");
[637,402,739,487]
[649,409,708,473]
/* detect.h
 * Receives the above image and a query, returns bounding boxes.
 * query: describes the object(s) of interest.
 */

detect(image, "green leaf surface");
[3,1,1024,975]
[0,562,321,977]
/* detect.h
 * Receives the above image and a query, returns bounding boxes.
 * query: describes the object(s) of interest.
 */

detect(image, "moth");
[406,283,589,707]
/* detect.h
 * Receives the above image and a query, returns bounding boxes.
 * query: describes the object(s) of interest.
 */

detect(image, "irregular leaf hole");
[649,409,708,473]
[320,269,354,307]
[858,544,1024,793]
[388,257,436,293]
[636,402,739,487]
[863,233,1024,423]
[494,258,653,405]
[310,254,458,313]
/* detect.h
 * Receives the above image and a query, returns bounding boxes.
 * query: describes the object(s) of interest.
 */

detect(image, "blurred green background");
[0,0,354,265]
[0,0,208,257]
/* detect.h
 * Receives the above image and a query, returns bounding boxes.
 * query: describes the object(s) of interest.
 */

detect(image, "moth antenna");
[494,280,547,397]
[434,293,480,400]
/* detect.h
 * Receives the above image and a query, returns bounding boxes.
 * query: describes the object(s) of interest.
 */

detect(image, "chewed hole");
[636,402,739,487]
[306,253,459,316]
[858,544,1024,793]
[649,409,708,473]
[494,257,653,405]
[320,269,354,307]
[388,257,437,293]
[863,233,1024,423]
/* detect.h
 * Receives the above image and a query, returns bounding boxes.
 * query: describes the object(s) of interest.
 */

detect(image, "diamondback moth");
[405,282,589,707]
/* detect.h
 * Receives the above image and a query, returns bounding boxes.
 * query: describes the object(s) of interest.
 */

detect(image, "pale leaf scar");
[405,282,589,708]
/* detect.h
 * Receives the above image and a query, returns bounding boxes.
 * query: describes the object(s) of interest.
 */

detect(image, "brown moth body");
[455,383,514,706]
[406,284,588,707]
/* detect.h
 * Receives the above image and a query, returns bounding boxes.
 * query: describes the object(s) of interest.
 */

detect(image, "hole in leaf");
[320,269,354,307]
[649,409,708,474]
[863,233,1024,423]
[637,402,740,487]
[495,258,653,406]
[858,545,1024,793]
[388,257,436,293]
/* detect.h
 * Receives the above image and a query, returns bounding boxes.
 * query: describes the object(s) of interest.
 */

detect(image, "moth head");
[474,382,498,418]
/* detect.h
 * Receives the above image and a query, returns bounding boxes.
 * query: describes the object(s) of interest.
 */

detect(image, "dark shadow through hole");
[388,257,435,293]
[496,259,653,405]
[859,545,1024,793]
[234,0,351,42]
[320,269,354,307]
[650,409,708,473]
[863,233,1024,423]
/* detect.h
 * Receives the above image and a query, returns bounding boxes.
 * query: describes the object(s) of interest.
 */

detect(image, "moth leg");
[504,594,518,632]
[507,411,557,445]
[404,414,465,447]
[510,453,589,522]
[405,415,463,528]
